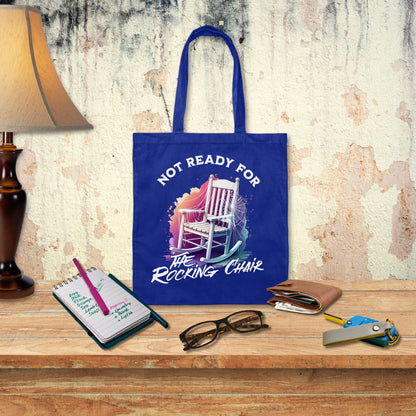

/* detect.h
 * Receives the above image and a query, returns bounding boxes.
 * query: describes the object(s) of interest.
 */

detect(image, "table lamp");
[0,5,92,298]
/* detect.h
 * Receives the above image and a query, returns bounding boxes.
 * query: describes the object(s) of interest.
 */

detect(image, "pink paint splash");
[169,179,210,250]
[168,177,249,260]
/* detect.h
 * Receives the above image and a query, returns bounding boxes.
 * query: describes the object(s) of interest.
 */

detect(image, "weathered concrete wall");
[11,0,415,281]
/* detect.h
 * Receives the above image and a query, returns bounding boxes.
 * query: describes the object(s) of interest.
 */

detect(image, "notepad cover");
[53,269,159,349]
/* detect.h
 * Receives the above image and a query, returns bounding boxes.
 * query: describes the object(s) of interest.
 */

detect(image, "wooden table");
[1,280,415,415]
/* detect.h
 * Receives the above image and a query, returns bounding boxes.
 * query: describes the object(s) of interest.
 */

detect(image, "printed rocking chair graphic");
[170,174,243,263]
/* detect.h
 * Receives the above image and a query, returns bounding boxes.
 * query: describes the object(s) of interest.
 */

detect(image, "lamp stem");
[2,132,14,146]
[0,133,34,298]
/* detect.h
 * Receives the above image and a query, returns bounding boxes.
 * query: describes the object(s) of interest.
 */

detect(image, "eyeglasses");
[179,310,269,351]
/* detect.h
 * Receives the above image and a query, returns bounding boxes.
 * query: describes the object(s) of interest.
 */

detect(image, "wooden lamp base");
[0,134,34,299]
[0,274,34,299]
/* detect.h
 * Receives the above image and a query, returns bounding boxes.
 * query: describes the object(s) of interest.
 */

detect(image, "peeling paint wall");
[10,0,415,281]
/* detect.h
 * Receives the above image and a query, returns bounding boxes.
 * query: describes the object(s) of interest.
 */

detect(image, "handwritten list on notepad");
[53,268,151,344]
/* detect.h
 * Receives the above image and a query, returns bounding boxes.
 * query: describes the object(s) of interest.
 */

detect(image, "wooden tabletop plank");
[2,367,416,394]
[0,311,412,338]
[2,392,416,416]
[0,336,415,369]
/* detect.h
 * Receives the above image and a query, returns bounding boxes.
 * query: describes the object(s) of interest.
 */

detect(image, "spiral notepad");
[53,267,152,345]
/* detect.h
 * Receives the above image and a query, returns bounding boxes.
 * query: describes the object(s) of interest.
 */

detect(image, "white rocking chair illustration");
[170,174,243,263]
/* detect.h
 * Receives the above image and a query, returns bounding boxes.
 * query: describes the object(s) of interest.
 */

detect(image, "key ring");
[386,318,400,345]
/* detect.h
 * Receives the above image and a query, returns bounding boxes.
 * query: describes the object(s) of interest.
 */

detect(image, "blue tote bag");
[133,26,288,304]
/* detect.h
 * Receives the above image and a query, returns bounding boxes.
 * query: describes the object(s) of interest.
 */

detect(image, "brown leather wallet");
[267,280,342,314]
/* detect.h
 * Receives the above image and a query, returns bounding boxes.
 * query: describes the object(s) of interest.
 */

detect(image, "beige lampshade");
[0,5,92,131]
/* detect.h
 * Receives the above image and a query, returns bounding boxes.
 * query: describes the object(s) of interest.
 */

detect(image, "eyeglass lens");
[185,321,218,349]
[227,310,262,332]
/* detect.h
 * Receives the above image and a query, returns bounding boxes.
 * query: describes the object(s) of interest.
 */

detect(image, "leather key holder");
[323,321,392,346]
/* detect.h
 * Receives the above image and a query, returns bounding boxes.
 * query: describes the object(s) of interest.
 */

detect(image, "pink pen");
[73,258,109,315]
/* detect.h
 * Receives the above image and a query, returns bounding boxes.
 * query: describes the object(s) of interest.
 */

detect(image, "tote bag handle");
[172,25,246,134]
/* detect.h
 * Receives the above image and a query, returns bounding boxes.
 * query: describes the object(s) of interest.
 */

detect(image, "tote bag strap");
[172,25,246,134]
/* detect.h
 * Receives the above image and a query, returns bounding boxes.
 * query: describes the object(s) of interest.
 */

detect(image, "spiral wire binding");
[53,267,97,290]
